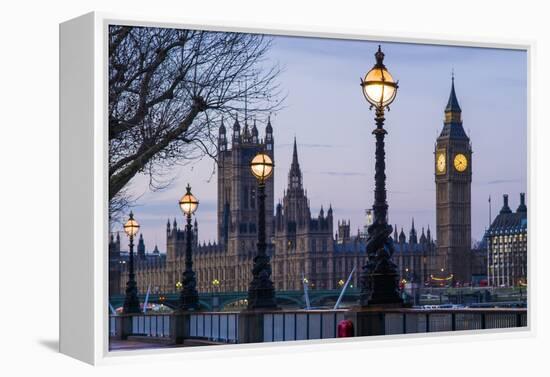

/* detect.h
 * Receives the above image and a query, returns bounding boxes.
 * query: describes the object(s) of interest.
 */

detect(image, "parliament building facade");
[110,79,511,298]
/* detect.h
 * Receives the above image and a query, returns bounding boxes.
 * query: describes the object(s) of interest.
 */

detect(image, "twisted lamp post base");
[359,109,403,307]
[179,214,199,311]
[247,182,277,310]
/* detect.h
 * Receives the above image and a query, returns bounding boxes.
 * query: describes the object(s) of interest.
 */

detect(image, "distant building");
[470,236,488,285]
[487,193,527,287]
[393,221,436,285]
[110,117,434,296]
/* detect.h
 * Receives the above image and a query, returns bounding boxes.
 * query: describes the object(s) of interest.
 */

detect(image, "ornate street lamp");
[122,211,141,313]
[178,184,200,311]
[247,152,277,309]
[359,45,403,306]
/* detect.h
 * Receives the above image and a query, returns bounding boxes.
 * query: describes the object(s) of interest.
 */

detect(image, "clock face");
[436,151,446,174]
[454,153,468,172]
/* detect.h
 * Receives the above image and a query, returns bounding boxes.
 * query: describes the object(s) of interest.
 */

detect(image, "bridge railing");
[109,313,171,339]
[109,308,527,346]
[188,312,239,343]
[262,310,346,342]
[369,308,527,335]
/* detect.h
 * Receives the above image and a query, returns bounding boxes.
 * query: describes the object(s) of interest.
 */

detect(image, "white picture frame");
[59,11,535,365]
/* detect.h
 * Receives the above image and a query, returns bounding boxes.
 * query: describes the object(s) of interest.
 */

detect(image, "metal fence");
[131,314,171,337]
[109,308,526,344]
[383,309,526,335]
[109,314,171,338]
[189,312,239,343]
[263,311,346,342]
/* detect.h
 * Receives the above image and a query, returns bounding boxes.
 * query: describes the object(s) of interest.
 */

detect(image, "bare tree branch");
[108,25,283,210]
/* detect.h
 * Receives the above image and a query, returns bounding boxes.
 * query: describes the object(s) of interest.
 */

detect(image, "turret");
[232,115,241,144]
[409,218,418,244]
[251,119,259,143]
[218,117,227,152]
[426,225,432,243]
[265,116,274,151]
[399,228,406,244]
[327,204,333,229]
[242,119,251,143]
[419,227,427,244]
[137,233,146,259]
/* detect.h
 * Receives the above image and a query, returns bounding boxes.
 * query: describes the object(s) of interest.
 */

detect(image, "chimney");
[517,192,527,213]
[500,194,512,214]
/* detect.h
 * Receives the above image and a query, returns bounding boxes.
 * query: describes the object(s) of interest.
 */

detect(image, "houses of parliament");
[110,79,491,297]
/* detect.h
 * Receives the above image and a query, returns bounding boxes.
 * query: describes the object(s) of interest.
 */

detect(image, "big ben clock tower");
[434,76,472,284]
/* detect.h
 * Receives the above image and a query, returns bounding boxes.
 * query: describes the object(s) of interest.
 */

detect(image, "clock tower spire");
[434,76,472,285]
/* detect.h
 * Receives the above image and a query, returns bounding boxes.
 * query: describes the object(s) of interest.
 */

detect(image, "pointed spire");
[399,227,406,243]
[393,224,398,240]
[173,217,177,229]
[445,73,462,113]
[266,115,273,132]
[420,227,427,243]
[219,116,226,133]
[292,136,299,166]
[427,225,432,241]
[288,136,303,190]
[409,218,418,244]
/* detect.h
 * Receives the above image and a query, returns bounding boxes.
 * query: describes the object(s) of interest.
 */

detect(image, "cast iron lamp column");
[247,152,277,310]
[178,184,200,311]
[359,45,403,306]
[122,212,141,313]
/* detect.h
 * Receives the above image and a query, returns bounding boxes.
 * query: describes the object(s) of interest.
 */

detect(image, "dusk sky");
[120,34,527,253]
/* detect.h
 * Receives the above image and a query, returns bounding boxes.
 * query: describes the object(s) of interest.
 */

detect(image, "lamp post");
[247,152,277,309]
[122,211,141,313]
[178,184,200,311]
[359,45,403,306]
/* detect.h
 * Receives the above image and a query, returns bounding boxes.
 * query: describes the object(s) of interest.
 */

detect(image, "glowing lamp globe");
[250,152,274,181]
[361,45,398,109]
[123,212,140,237]
[179,184,199,216]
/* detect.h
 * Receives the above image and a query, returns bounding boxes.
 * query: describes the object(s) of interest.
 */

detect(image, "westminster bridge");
[110,289,360,312]
[109,286,526,313]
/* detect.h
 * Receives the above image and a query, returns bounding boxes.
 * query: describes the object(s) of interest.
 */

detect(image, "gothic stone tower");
[434,77,472,284]
[217,116,274,257]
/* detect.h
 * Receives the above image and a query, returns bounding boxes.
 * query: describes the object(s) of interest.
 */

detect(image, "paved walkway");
[109,339,222,351]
